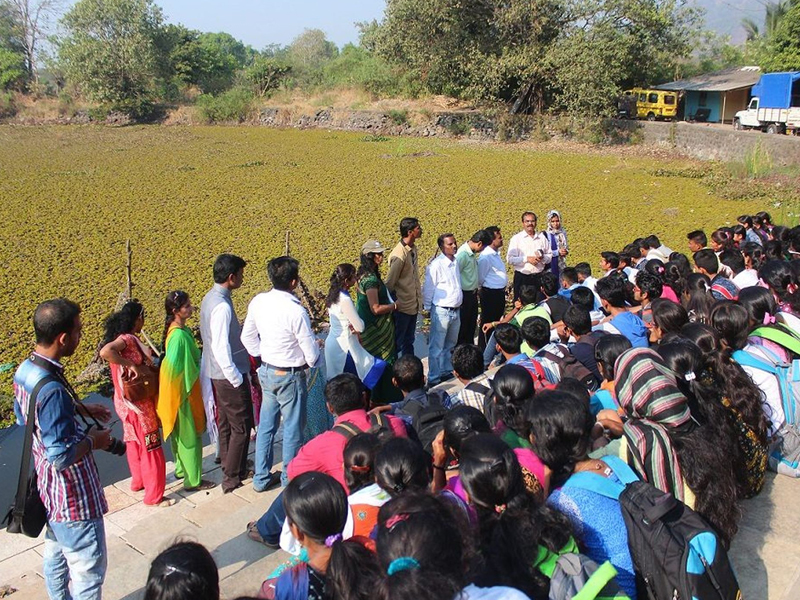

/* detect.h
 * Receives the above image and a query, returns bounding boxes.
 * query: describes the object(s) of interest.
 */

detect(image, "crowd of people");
[12,208,800,600]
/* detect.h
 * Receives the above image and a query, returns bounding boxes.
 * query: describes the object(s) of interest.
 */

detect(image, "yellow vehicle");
[622,88,678,121]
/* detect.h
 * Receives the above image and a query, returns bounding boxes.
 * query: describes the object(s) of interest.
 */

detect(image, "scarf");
[545,209,563,235]
[614,347,692,500]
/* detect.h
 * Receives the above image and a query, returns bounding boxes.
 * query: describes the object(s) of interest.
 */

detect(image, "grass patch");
[388,109,408,125]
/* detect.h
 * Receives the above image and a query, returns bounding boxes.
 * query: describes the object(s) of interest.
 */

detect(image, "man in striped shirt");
[14,298,111,600]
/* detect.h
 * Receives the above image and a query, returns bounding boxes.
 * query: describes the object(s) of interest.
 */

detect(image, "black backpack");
[402,391,448,454]
[538,343,599,392]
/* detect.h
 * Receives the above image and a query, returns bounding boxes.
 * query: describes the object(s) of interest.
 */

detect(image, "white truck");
[734,71,800,135]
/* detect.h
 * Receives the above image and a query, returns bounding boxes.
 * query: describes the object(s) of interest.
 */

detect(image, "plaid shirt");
[14,356,107,522]
[449,373,493,411]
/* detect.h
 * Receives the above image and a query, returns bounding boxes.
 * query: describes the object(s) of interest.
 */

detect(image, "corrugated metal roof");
[655,67,762,92]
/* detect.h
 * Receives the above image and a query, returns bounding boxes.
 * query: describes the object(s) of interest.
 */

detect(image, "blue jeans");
[483,331,499,368]
[254,366,307,490]
[428,306,460,383]
[394,311,418,357]
[43,518,107,600]
[256,489,286,544]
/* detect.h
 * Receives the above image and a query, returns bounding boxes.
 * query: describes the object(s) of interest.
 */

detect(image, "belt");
[435,306,460,311]
[263,363,307,372]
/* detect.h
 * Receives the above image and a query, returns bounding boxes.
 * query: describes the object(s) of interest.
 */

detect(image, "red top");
[286,409,407,490]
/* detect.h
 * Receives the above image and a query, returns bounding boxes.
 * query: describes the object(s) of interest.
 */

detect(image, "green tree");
[0,46,24,89]
[58,0,162,110]
[245,56,290,97]
[287,28,337,83]
[762,1,800,71]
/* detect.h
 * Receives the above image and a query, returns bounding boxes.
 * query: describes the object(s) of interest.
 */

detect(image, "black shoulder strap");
[332,421,363,441]
[465,381,491,395]
[11,374,57,521]
[369,412,391,431]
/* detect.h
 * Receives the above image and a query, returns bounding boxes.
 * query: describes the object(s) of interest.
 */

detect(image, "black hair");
[763,239,784,261]
[436,233,455,251]
[494,323,522,355]
[664,261,686,297]
[719,249,745,275]
[738,285,777,327]
[668,252,692,279]
[393,354,425,392]
[325,373,367,415]
[687,230,708,247]
[326,263,357,308]
[644,258,666,280]
[643,234,661,249]
[520,316,550,351]
[560,267,578,286]
[212,253,246,285]
[770,225,788,242]
[555,378,591,410]
[732,224,747,240]
[490,364,534,439]
[357,251,382,281]
[562,305,591,336]
[521,211,538,222]
[442,406,491,455]
[595,274,626,308]
[344,433,383,494]
[710,302,750,351]
[284,472,380,600]
[400,217,420,238]
[459,433,572,598]
[471,229,487,244]
[162,291,189,350]
[738,214,753,228]
[540,272,559,297]
[619,252,633,268]
[102,300,144,346]
[268,256,300,291]
[452,344,484,380]
[693,249,719,275]
[375,493,470,600]
[570,286,594,312]
[683,273,714,324]
[756,211,773,227]
[741,243,765,271]
[526,391,594,487]
[711,228,734,251]
[759,259,795,302]
[144,541,219,600]
[593,334,631,381]
[33,298,81,346]
[573,262,592,279]
[635,272,663,301]
[651,298,689,337]
[518,284,539,306]
[601,251,620,269]
[485,225,501,242]
[375,437,431,497]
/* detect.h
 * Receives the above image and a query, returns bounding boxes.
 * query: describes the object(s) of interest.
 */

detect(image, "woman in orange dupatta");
[157,291,214,491]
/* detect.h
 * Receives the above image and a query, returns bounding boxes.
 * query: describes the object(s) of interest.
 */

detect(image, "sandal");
[185,479,216,492]
[247,521,279,548]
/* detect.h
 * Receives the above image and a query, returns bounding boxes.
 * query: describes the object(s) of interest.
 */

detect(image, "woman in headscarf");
[613,347,741,548]
[545,210,569,281]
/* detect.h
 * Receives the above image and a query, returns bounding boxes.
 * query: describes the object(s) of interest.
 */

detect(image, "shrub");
[388,109,408,125]
[0,91,16,118]
[197,87,254,123]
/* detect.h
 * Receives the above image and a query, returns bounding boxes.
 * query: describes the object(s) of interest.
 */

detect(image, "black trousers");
[212,374,254,492]
[457,289,480,346]
[478,287,506,349]
[513,271,542,303]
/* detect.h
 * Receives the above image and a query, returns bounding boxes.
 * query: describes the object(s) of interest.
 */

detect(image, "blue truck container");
[735,72,800,134]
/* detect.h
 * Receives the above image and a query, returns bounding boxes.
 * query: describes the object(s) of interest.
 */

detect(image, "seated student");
[258,472,380,600]
[488,364,539,452]
[247,374,406,548]
[382,355,451,422]
[694,248,739,301]
[589,334,632,416]
[558,266,581,301]
[449,344,493,411]
[520,317,564,383]
[720,248,756,290]
[643,234,672,263]
[492,323,529,366]
[145,542,220,600]
[375,437,433,498]
[631,272,663,325]
[738,214,763,247]
[648,298,689,346]
[482,286,547,365]
[375,492,533,600]
[594,275,649,348]
[687,229,708,254]
[575,262,601,306]
[733,224,747,248]
[559,305,606,384]
[684,273,715,324]
[599,251,620,278]
[527,391,639,599]
[538,272,570,325]
[342,433,391,539]
[618,251,637,282]
[571,285,605,325]
[643,259,680,303]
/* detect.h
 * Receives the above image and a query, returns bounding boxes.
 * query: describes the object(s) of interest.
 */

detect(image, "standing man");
[386,217,423,357]
[241,256,321,490]
[477,225,508,349]
[506,211,552,302]
[200,253,253,494]
[423,234,463,386]
[14,298,111,600]
[456,229,487,345]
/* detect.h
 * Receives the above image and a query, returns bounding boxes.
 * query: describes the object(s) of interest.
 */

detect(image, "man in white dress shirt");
[477,226,508,349]
[241,256,321,490]
[199,253,253,494]
[506,211,552,302]
[423,234,463,386]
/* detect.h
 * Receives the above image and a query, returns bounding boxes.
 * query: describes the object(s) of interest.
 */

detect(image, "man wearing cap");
[423,233,462,386]
[506,211,552,302]
[386,217,423,357]
[456,230,487,345]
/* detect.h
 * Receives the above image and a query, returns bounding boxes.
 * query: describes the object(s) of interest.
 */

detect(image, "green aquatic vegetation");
[0,125,769,401]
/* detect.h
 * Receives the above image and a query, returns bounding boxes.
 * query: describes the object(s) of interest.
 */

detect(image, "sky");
[149,0,387,49]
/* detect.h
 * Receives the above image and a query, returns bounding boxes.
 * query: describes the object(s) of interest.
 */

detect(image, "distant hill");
[692,0,764,44]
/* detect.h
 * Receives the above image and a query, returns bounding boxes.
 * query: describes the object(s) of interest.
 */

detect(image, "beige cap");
[361,240,387,255]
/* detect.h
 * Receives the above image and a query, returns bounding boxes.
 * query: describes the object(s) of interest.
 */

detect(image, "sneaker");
[253,471,282,493]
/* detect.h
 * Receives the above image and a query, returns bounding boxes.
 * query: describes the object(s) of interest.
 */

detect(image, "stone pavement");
[3,420,800,599]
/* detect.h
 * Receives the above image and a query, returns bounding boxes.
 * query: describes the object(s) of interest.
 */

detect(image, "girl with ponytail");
[259,471,380,600]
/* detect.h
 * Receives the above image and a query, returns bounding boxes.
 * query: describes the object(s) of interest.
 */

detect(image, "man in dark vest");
[200,253,253,493]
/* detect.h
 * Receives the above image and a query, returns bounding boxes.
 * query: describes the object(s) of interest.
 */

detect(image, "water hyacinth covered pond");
[0,125,764,390]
